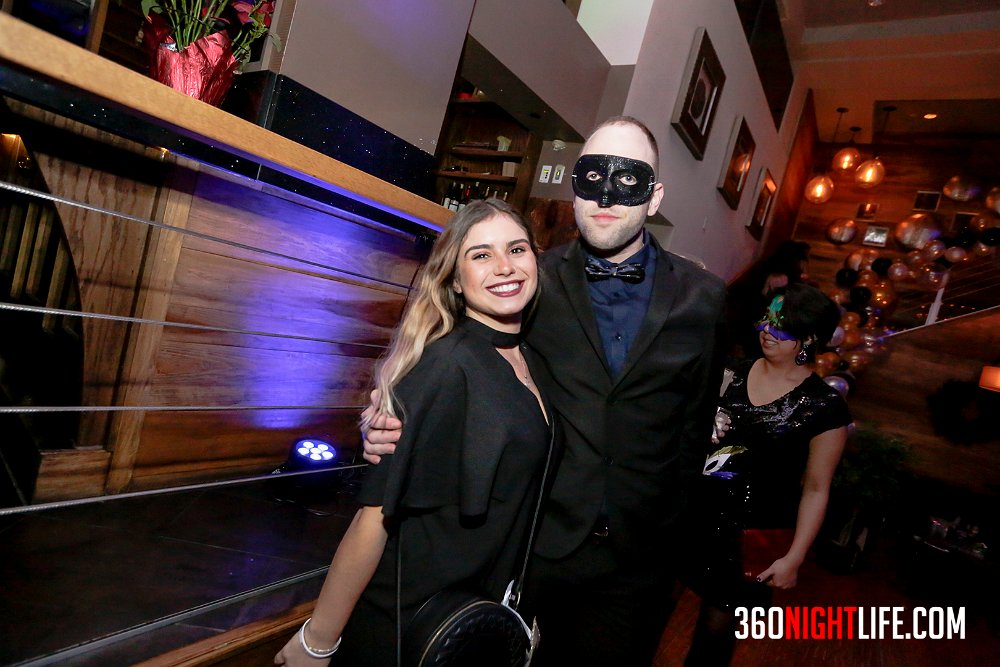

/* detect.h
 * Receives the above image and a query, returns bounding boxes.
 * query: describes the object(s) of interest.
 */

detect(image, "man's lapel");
[556,241,613,378]
[616,235,681,384]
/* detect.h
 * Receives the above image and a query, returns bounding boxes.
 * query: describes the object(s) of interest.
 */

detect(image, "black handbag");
[401,587,532,667]
[396,427,554,667]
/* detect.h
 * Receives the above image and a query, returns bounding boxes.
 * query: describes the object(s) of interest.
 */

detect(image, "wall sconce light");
[980,366,1000,392]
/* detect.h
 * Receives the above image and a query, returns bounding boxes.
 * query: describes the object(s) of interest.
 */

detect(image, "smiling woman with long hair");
[275,199,553,666]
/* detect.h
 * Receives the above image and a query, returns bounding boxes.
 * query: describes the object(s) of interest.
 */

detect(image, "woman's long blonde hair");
[363,198,539,425]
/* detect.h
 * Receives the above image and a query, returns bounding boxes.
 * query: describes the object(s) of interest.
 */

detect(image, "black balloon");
[954,229,978,248]
[871,257,892,277]
[983,228,1000,246]
[844,306,869,328]
[849,286,872,307]
[835,267,860,288]
[934,257,954,269]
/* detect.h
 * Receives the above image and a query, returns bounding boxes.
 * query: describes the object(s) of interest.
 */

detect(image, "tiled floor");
[0,467,365,666]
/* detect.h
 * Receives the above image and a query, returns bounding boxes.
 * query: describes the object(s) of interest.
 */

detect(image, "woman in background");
[275,199,551,666]
[686,283,850,666]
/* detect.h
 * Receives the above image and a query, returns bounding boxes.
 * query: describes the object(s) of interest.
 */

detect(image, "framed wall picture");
[746,168,776,240]
[856,202,879,220]
[717,117,755,210]
[862,224,890,247]
[913,190,942,212]
[670,27,726,160]
[952,211,978,232]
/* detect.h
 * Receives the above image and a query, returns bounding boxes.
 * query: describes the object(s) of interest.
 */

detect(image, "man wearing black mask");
[365,116,726,665]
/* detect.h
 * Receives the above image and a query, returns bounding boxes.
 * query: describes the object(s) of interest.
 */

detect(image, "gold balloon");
[844,248,881,271]
[968,213,1000,233]
[973,242,995,258]
[903,249,925,268]
[843,349,872,373]
[828,288,851,306]
[826,218,858,244]
[840,328,862,349]
[856,269,878,287]
[986,186,1000,215]
[871,281,897,307]
[813,355,835,377]
[841,311,862,329]
[894,213,941,250]
[887,261,910,281]
[817,351,842,370]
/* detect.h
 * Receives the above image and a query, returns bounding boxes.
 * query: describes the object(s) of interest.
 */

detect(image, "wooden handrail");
[0,13,452,232]
[132,601,315,667]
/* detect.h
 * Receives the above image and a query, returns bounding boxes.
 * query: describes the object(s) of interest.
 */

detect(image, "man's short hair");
[589,116,659,172]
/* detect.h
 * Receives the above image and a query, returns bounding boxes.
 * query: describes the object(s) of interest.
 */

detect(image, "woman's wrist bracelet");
[298,618,342,659]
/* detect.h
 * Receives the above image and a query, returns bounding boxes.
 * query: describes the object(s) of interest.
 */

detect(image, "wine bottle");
[441,182,454,209]
[457,182,470,210]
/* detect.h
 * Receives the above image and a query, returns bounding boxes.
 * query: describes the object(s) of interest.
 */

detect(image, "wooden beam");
[0,13,451,232]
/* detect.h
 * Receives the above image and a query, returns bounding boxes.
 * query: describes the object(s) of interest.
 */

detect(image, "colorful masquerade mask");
[754,294,798,341]
[571,154,656,207]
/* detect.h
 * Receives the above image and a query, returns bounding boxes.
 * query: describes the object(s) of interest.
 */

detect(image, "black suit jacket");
[525,235,726,562]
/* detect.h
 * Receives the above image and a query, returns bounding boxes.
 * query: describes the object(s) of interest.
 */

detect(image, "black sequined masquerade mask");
[571,154,656,207]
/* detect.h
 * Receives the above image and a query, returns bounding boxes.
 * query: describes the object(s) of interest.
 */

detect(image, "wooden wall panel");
[126,173,423,488]
[163,248,407,346]
[132,410,363,488]
[185,174,422,293]
[9,103,430,497]
[35,159,157,449]
[105,165,197,492]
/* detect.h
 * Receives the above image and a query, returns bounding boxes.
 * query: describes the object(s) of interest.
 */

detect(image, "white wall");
[469,0,610,137]
[279,0,475,154]
[576,0,655,66]
[624,0,808,280]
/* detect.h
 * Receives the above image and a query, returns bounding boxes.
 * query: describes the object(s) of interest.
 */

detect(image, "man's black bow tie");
[584,260,645,284]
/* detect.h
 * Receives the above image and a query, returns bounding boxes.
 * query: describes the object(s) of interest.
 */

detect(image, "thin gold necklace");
[503,348,532,385]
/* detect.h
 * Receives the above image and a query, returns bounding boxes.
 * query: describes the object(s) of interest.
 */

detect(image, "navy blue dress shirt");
[585,232,657,379]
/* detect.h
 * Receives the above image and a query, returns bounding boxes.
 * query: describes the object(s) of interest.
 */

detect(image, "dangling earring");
[795,343,809,366]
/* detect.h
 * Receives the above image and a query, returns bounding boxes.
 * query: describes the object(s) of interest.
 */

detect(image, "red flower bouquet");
[140,1,281,105]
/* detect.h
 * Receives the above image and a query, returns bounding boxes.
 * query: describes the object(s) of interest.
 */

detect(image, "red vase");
[148,31,239,107]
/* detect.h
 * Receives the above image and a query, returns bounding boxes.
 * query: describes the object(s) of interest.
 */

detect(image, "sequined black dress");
[690,358,851,608]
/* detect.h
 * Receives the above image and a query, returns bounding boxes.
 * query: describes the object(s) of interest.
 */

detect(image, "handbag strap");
[509,422,556,608]
[395,418,556,666]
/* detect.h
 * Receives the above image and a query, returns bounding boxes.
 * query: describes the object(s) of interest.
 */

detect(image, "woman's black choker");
[488,328,521,348]
[462,317,521,348]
